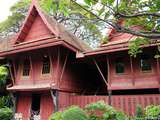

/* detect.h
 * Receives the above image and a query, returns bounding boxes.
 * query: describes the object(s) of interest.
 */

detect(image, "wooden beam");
[156,58,160,84]
[93,58,108,86]
[108,90,112,105]
[130,56,135,86]
[48,49,54,81]
[50,90,59,112]
[107,57,111,86]
[56,47,60,86]
[29,55,34,84]
[59,51,69,85]
[12,59,17,82]
[8,62,15,85]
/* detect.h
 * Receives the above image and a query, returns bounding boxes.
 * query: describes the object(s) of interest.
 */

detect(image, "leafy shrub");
[0,66,8,87]
[49,112,62,120]
[134,105,145,120]
[0,96,13,108]
[62,106,88,120]
[103,106,127,120]
[85,101,127,120]
[0,107,13,120]
[145,105,160,119]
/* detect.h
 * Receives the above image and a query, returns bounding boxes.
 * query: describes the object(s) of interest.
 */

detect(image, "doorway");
[30,94,41,120]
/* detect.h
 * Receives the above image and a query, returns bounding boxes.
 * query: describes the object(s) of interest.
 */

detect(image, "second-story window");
[140,54,152,71]
[23,58,30,76]
[42,55,50,74]
[115,58,125,74]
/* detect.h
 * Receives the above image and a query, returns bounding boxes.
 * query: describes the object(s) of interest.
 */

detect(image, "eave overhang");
[7,82,57,91]
[0,38,81,57]
[80,41,160,58]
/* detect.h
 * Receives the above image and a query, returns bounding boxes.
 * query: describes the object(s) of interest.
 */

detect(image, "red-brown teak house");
[0,0,160,119]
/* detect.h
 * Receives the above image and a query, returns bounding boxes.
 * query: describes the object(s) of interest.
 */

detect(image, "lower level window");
[115,58,125,74]
[22,58,30,76]
[42,55,50,74]
[140,54,151,71]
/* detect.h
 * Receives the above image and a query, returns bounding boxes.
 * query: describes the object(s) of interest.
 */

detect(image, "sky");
[0,0,19,22]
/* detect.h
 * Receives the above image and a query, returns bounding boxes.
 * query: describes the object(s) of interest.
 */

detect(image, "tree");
[41,0,160,56]
[0,0,31,38]
[0,66,8,87]
[0,0,103,47]
[50,0,160,39]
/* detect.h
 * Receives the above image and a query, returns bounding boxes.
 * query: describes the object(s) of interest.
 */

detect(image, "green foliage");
[49,112,62,120]
[62,106,88,120]
[0,96,13,108]
[145,105,160,118]
[135,105,145,120]
[0,0,31,34]
[48,101,160,120]
[103,106,127,120]
[0,107,13,120]
[128,37,149,57]
[85,101,107,112]
[85,101,127,120]
[0,66,8,87]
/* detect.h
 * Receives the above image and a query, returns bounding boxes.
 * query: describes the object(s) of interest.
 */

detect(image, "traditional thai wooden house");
[0,0,160,119]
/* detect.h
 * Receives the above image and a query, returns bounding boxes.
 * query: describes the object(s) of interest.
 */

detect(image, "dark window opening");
[31,94,41,119]
[31,94,41,112]
[22,58,30,76]
[140,54,151,71]
[42,55,50,74]
[115,58,125,74]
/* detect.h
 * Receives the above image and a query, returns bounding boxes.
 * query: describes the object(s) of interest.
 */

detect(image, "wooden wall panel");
[108,49,160,90]
[40,94,54,120]
[58,91,70,111]
[16,94,31,120]
[24,15,52,42]
[68,95,108,108]
[67,94,160,116]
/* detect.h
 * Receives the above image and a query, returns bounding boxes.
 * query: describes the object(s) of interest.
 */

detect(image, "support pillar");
[108,90,112,106]
[50,90,59,112]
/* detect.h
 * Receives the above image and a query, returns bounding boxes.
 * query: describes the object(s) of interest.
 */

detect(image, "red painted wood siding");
[69,95,108,108]
[64,94,160,116]
[23,14,53,42]
[108,49,160,90]
[16,94,31,120]
[58,48,85,92]
[15,47,57,87]
[112,94,160,116]
[40,94,54,120]
[58,91,70,110]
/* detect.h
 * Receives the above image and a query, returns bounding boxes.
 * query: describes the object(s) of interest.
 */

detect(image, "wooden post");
[107,57,110,86]
[93,58,108,86]
[12,59,17,80]
[130,56,135,86]
[156,58,160,84]
[50,90,59,112]
[56,47,60,86]
[29,56,34,84]
[108,90,112,105]
[7,60,15,85]
[59,51,69,84]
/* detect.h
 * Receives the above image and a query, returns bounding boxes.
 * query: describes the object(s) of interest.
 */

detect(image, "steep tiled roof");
[41,11,91,52]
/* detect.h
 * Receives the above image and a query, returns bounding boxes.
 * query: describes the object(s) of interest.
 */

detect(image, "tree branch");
[116,12,160,18]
